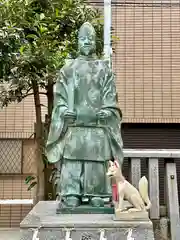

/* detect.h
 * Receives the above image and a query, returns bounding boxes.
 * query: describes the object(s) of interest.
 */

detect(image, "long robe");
[46,57,123,198]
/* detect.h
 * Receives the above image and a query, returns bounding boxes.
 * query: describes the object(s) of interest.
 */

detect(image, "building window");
[0,140,22,174]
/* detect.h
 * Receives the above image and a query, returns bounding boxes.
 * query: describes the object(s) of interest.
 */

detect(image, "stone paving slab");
[0,228,20,240]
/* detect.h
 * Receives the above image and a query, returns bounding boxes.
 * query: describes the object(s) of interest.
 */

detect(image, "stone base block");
[57,205,114,214]
[20,201,155,240]
[114,208,149,221]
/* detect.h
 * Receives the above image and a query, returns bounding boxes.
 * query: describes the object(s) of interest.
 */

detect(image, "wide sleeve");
[46,70,69,163]
[101,63,122,120]
[101,62,124,165]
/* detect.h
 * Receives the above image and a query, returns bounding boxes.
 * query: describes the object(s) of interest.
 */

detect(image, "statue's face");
[78,23,96,56]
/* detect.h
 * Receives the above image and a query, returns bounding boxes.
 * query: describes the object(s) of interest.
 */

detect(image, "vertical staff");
[103,0,112,67]
[68,70,76,113]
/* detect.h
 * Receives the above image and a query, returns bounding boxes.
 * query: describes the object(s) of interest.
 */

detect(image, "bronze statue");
[46,22,123,209]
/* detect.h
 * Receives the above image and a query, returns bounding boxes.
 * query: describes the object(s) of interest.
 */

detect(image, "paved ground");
[0,228,20,240]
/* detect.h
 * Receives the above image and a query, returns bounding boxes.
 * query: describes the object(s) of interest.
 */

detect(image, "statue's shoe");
[90,197,104,207]
[63,196,81,208]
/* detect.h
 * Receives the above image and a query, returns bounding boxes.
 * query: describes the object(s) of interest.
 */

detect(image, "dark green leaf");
[27,181,37,191]
[26,34,38,40]
[25,175,36,184]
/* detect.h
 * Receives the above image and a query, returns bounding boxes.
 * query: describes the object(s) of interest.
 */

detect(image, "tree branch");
[22,91,47,99]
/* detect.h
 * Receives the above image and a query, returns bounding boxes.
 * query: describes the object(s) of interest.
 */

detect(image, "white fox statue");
[107,160,152,212]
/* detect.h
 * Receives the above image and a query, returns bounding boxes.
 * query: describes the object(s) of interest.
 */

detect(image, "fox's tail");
[138,176,152,210]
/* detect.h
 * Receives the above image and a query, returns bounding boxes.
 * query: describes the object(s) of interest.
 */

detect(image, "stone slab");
[166,163,180,240]
[114,209,149,221]
[148,158,160,219]
[20,201,155,240]
[130,158,141,189]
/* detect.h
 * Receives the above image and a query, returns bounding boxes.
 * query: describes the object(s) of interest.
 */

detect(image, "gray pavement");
[0,228,20,240]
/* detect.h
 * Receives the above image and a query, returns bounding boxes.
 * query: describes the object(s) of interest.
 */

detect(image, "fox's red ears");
[109,160,119,168]
[114,160,119,168]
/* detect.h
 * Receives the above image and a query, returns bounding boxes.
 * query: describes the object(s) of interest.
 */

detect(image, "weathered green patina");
[46,22,123,208]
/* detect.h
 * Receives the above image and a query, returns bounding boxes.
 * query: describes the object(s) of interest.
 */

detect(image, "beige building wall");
[0,139,36,227]
[112,6,180,123]
[0,93,47,138]
[0,139,36,199]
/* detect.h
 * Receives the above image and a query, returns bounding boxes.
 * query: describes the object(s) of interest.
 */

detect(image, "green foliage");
[0,0,104,106]
[25,175,37,191]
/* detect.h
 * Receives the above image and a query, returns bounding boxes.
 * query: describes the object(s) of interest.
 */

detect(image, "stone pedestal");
[20,201,155,240]
[114,209,149,221]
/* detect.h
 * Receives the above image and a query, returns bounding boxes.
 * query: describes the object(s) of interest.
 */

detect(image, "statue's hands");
[96,110,111,120]
[64,110,76,122]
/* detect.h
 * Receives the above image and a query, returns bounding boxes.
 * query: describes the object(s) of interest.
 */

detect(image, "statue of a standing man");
[46,22,123,208]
